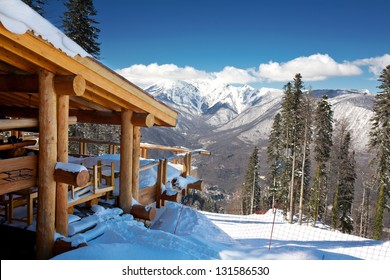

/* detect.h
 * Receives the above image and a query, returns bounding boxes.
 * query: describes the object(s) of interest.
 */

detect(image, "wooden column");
[36,69,57,260]
[156,159,163,208]
[132,126,141,201]
[56,94,69,236]
[119,109,133,213]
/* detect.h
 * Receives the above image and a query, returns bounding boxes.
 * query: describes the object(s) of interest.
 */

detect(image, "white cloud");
[214,66,257,84]
[116,53,380,88]
[353,54,390,75]
[257,54,362,82]
[116,63,258,88]
[116,63,209,88]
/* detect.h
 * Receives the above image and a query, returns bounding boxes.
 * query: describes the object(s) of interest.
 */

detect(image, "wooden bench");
[0,155,38,225]
[67,161,116,212]
[7,187,38,225]
[0,155,38,196]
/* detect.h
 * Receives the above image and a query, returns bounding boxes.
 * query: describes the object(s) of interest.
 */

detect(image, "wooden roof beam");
[0,74,85,96]
[0,26,177,126]
[0,106,38,118]
[0,116,77,130]
[0,106,155,127]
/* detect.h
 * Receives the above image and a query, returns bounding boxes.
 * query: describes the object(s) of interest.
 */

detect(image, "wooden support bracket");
[54,162,90,187]
[0,74,85,96]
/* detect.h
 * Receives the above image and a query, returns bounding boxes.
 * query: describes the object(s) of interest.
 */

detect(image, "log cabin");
[0,1,182,259]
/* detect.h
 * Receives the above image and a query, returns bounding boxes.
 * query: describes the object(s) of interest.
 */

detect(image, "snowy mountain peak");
[145,80,276,116]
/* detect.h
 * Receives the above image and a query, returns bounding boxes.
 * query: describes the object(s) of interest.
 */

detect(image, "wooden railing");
[69,138,210,207]
[69,137,191,157]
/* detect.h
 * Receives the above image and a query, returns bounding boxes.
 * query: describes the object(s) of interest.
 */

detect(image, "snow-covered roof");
[0,0,89,57]
[0,0,178,127]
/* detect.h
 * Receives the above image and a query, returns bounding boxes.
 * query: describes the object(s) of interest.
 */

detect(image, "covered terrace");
[0,1,182,259]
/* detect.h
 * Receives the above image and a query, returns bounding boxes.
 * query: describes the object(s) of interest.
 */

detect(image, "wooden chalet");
[0,2,202,259]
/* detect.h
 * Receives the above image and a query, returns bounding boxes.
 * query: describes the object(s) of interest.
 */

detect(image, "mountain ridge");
[141,80,375,196]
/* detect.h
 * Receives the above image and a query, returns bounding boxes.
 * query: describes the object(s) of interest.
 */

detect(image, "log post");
[130,204,156,221]
[182,153,189,178]
[83,142,87,155]
[186,153,192,177]
[56,94,69,236]
[36,69,57,260]
[132,126,141,201]
[131,113,155,127]
[119,109,133,213]
[54,163,90,187]
[54,75,86,96]
[0,74,85,96]
[79,141,83,155]
[161,191,182,204]
[156,159,164,208]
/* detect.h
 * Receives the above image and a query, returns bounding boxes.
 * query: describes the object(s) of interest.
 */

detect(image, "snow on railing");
[69,138,210,208]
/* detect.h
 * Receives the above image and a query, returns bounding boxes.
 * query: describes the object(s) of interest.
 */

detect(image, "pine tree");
[277,75,306,222]
[242,147,260,215]
[22,0,46,16]
[331,119,349,230]
[62,0,101,58]
[267,113,284,210]
[298,91,314,225]
[369,65,390,240]
[287,73,305,223]
[311,95,333,226]
[337,131,356,233]
[279,82,294,217]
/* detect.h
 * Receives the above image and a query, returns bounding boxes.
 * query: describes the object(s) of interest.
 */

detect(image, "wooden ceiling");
[0,23,178,127]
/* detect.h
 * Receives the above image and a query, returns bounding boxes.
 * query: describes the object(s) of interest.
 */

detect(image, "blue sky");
[46,0,390,92]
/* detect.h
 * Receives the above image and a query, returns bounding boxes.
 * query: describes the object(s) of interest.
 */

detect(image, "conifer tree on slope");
[298,92,314,225]
[242,147,260,215]
[332,129,356,233]
[278,75,305,222]
[62,0,101,58]
[267,113,284,210]
[369,65,390,240]
[22,0,45,16]
[279,82,294,216]
[287,74,305,223]
[62,0,106,150]
[311,95,333,226]
[331,119,349,230]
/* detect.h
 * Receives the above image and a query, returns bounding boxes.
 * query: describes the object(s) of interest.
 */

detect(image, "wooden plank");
[68,109,121,124]
[0,74,38,92]
[0,45,38,73]
[0,155,38,173]
[0,106,39,118]
[67,192,104,208]
[36,69,57,260]
[0,117,76,131]
[67,185,115,208]
[0,140,37,151]
[0,178,37,196]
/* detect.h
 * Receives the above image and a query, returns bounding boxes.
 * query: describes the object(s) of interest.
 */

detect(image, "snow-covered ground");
[51,202,389,260]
